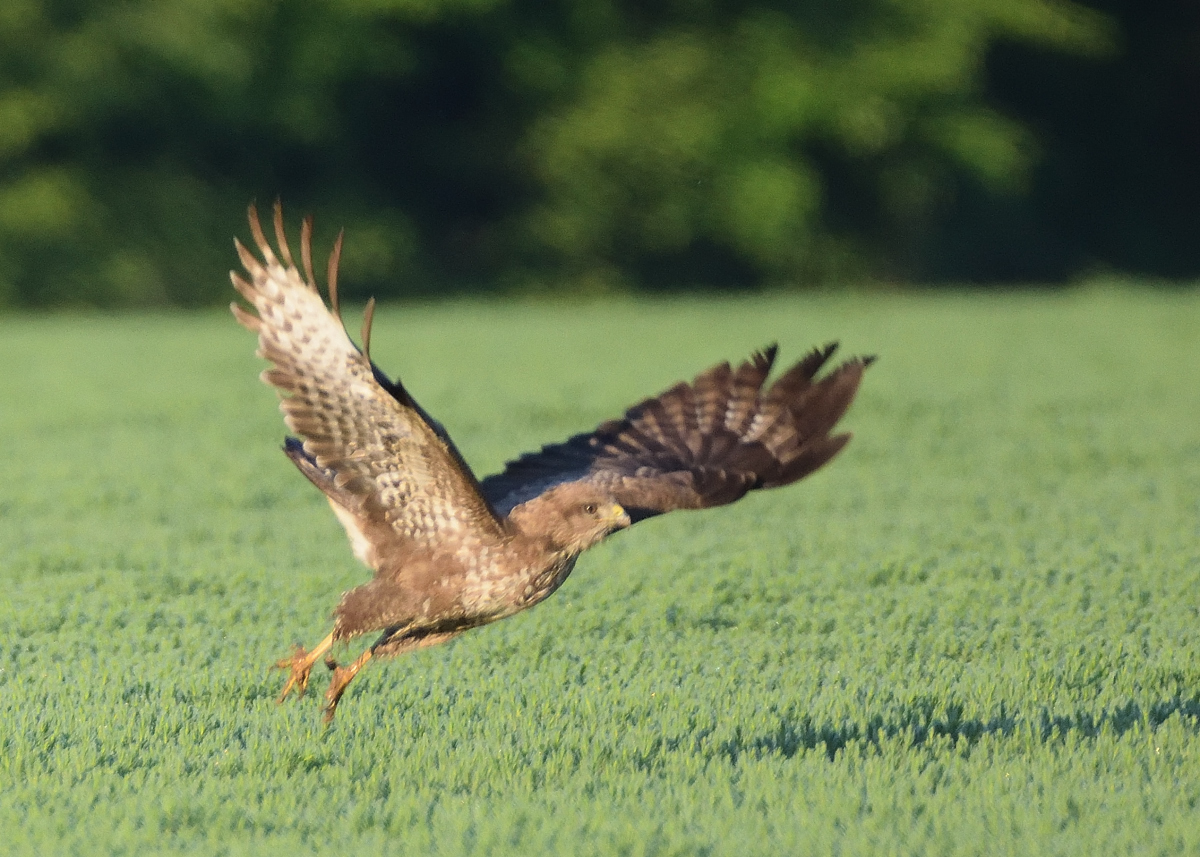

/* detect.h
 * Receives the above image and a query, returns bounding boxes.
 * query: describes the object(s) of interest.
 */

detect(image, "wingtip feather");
[300,215,317,290]
[272,198,295,268]
[230,270,257,302]
[754,343,779,373]
[246,202,279,267]
[361,297,377,362]
[328,229,345,320]
[230,300,261,332]
[234,239,260,277]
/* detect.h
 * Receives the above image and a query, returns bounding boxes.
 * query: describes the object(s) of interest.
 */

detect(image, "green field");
[2,287,1198,855]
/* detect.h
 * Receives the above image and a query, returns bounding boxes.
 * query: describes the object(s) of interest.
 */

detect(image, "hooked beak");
[605,503,632,530]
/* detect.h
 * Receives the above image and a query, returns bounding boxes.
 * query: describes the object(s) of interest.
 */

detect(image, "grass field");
[2,286,1199,855]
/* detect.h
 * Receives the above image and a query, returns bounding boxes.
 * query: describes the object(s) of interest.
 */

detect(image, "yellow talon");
[274,631,335,703]
[323,648,373,723]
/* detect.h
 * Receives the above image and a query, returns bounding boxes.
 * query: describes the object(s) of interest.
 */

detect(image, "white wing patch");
[328,498,378,569]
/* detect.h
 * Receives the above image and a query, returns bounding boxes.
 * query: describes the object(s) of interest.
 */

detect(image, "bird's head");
[510,482,631,555]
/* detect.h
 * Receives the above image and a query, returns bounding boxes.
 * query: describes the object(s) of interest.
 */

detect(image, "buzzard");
[231,203,873,721]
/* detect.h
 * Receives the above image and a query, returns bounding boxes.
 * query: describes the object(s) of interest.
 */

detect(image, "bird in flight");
[231,203,873,721]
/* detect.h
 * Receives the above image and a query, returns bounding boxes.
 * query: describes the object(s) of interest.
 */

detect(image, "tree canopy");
[0,0,1191,306]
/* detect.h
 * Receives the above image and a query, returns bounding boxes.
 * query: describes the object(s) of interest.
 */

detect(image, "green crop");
[2,286,1198,855]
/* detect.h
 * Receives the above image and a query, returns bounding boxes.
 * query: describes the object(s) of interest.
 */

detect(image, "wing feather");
[232,202,505,567]
[480,344,872,522]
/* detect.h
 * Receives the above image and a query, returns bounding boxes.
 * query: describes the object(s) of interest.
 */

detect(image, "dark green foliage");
[2,288,1199,853]
[922,0,1200,283]
[0,0,1119,307]
[512,0,1107,289]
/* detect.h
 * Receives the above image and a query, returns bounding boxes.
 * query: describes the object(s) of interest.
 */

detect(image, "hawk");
[231,203,873,721]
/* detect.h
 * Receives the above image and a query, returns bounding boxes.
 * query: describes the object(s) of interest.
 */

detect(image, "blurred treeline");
[0,0,1196,307]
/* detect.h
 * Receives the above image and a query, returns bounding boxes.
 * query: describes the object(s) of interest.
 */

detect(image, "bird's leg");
[274,630,335,703]
[323,647,373,723]
[319,626,460,722]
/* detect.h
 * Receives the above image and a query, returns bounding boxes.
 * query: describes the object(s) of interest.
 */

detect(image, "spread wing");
[480,345,873,523]
[231,202,505,569]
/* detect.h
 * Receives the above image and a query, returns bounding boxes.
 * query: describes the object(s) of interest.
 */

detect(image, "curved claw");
[322,649,373,724]
[274,647,314,702]
[273,632,335,704]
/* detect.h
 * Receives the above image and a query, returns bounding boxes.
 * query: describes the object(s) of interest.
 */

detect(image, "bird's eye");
[584,503,597,515]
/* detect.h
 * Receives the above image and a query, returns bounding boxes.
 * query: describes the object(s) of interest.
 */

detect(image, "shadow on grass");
[713,696,1200,765]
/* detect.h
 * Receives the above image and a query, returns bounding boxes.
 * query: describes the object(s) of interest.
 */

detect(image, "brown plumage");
[231,202,874,721]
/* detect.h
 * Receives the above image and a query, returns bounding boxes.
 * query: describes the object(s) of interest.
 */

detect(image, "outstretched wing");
[480,345,872,523]
[231,203,505,568]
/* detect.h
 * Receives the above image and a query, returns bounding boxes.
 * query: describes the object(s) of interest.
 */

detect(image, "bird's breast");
[517,554,579,608]
[446,548,579,621]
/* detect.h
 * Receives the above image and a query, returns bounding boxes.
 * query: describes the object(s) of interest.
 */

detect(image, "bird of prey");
[231,203,873,721]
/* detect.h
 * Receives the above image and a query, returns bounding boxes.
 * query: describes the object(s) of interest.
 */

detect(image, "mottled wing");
[231,203,505,567]
[480,345,872,522]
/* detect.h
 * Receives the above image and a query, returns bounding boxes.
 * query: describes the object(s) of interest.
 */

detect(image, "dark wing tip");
[283,435,307,456]
[754,343,779,372]
[767,432,853,487]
